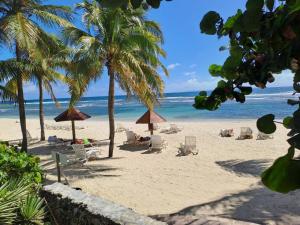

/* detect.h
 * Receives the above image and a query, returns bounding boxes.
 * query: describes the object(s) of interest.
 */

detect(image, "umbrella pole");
[71,120,76,143]
[149,123,154,135]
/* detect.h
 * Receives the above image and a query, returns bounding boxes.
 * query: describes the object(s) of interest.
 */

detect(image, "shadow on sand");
[153,186,300,224]
[216,159,271,177]
[118,144,149,152]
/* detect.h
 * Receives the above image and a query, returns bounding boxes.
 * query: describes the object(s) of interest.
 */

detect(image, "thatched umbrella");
[54,107,91,142]
[136,110,166,135]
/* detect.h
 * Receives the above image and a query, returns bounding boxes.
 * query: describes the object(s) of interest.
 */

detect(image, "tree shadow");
[118,144,149,152]
[216,159,271,177]
[153,186,300,224]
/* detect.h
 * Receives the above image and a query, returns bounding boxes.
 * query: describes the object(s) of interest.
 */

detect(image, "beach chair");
[72,144,87,161]
[124,130,139,145]
[161,124,183,134]
[257,131,273,140]
[149,135,167,152]
[115,123,127,133]
[237,127,253,140]
[219,129,234,137]
[179,136,198,156]
[72,144,101,161]
[48,136,65,146]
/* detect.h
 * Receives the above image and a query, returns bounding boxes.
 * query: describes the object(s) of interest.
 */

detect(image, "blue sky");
[1,0,293,99]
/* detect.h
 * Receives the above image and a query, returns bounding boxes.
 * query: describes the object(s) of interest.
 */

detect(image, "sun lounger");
[237,127,253,140]
[149,135,167,152]
[161,124,183,134]
[115,123,127,133]
[257,131,273,140]
[72,144,101,161]
[179,136,198,156]
[124,130,140,145]
[219,129,234,137]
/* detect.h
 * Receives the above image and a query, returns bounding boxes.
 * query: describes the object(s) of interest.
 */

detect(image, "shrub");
[0,178,45,225]
[0,144,43,185]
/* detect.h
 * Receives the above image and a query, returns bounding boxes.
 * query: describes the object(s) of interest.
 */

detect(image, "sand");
[1,118,300,224]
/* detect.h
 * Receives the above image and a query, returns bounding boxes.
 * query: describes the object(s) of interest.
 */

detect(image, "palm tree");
[3,35,69,141]
[64,0,168,157]
[0,0,72,151]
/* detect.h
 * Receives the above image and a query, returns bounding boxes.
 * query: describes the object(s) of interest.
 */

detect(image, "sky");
[0,0,293,100]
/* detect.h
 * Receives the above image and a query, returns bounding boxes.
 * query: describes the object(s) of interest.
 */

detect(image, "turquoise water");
[0,86,297,121]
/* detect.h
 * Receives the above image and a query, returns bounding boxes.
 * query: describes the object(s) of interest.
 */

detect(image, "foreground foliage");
[196,0,300,193]
[0,144,43,185]
[0,178,45,225]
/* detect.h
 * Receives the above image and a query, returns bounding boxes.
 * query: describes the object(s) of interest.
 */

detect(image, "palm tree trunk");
[107,65,115,158]
[38,77,45,141]
[16,43,28,152]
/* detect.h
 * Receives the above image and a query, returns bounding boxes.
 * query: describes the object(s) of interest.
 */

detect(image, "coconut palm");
[3,35,70,141]
[64,0,168,157]
[0,0,72,151]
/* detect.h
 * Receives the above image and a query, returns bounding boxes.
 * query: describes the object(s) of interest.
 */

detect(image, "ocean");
[0,86,297,121]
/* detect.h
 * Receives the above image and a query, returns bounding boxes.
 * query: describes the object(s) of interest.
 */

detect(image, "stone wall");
[42,183,166,225]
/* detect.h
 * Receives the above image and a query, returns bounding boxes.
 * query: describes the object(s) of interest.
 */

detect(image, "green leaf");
[217,80,227,88]
[246,0,264,11]
[257,114,276,134]
[99,0,128,8]
[146,0,161,8]
[200,11,221,35]
[131,0,143,8]
[283,116,294,129]
[266,0,275,11]
[209,64,223,77]
[293,110,300,129]
[287,134,300,149]
[262,147,300,193]
[198,91,207,96]
[239,86,252,95]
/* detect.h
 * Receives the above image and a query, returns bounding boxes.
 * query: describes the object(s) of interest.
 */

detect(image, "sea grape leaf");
[257,114,276,134]
[200,11,221,35]
[293,110,300,129]
[262,147,300,193]
[209,64,223,77]
[287,134,300,149]
[283,116,294,129]
[246,0,264,11]
[198,91,207,97]
[239,86,252,95]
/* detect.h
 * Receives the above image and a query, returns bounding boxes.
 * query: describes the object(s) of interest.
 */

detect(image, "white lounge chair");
[237,127,253,140]
[257,131,273,140]
[179,136,198,156]
[72,144,101,161]
[115,123,127,133]
[124,130,139,145]
[219,129,234,137]
[149,135,167,152]
[161,124,183,134]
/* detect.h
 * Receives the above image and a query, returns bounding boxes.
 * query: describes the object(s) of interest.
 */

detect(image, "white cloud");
[184,71,197,76]
[269,70,293,87]
[23,82,37,94]
[167,63,180,70]
[166,77,219,93]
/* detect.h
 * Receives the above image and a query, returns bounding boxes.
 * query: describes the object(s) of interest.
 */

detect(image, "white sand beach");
[1,118,300,224]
